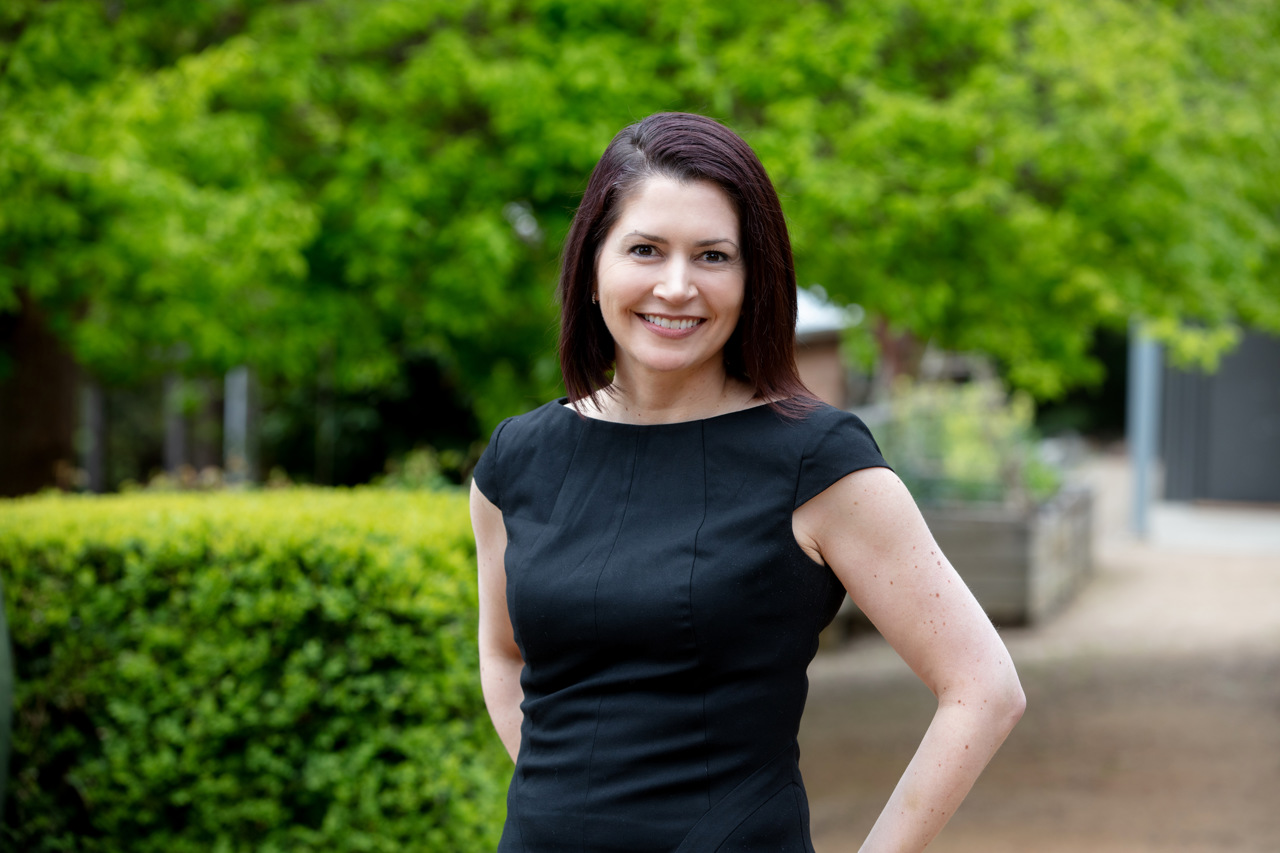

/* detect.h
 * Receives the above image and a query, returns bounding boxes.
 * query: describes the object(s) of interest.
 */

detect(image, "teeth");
[644,314,703,330]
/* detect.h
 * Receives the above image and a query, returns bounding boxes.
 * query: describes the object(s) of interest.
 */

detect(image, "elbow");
[1001,674,1027,733]
[941,668,1025,736]
[967,664,1024,736]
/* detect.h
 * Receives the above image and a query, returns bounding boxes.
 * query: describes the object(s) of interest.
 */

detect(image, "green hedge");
[0,489,509,852]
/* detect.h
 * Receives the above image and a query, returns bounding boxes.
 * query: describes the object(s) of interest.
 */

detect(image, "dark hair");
[558,112,813,414]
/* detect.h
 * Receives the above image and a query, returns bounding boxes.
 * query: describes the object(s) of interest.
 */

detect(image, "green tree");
[0,2,318,491]
[1,1,315,385]
[3,0,1278,490]
[743,0,1280,394]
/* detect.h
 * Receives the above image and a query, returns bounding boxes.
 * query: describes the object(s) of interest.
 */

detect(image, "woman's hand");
[794,466,1026,852]
[471,481,526,763]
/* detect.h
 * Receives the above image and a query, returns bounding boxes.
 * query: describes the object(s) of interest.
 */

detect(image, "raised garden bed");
[822,484,1093,647]
[921,485,1093,625]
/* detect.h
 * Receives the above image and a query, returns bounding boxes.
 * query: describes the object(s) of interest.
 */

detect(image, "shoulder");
[488,398,575,446]
[753,399,878,445]
[794,399,877,437]
[788,401,890,509]
[472,399,577,509]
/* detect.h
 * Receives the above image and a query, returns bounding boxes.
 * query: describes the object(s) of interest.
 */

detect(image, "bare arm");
[470,480,525,762]
[794,467,1026,852]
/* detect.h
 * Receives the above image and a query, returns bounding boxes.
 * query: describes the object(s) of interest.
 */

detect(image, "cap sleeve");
[471,416,512,510]
[794,408,891,509]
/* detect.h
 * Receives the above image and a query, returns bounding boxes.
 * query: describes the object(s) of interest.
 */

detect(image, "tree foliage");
[2,0,1277,436]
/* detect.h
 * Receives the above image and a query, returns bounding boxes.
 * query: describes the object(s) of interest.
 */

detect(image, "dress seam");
[582,429,639,849]
[675,742,796,852]
[692,421,713,811]
[580,695,605,853]
[789,782,815,852]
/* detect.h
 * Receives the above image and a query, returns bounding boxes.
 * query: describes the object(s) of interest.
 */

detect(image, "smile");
[642,314,704,331]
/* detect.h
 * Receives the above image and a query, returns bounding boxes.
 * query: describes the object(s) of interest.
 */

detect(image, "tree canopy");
[3,0,1277,441]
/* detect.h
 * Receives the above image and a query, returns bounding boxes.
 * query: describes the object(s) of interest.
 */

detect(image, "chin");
[630,352,723,377]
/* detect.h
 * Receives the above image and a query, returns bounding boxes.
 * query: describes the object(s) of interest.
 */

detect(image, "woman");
[471,112,1025,852]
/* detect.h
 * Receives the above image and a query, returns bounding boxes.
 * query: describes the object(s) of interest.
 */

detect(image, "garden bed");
[921,484,1093,625]
[823,484,1093,646]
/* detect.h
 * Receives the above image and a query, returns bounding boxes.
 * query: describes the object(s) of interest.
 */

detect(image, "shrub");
[0,489,509,853]
[875,379,1063,508]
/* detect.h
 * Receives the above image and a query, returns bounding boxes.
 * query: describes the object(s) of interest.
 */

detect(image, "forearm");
[480,652,525,762]
[860,689,1024,852]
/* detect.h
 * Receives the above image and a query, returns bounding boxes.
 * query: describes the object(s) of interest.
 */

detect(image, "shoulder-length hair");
[557,112,813,414]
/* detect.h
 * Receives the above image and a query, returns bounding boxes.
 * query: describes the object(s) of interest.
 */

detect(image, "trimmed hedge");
[0,489,509,852]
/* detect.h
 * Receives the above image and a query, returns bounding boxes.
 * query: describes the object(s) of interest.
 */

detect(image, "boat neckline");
[552,396,785,427]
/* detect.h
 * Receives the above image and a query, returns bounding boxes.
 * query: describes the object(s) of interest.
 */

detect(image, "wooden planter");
[823,486,1093,644]
[922,486,1093,625]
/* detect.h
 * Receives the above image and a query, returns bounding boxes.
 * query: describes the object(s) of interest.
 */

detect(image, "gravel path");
[800,454,1280,852]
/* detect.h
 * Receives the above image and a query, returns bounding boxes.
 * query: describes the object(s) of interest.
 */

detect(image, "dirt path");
[800,455,1280,852]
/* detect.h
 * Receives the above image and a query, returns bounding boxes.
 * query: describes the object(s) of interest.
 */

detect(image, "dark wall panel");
[1163,332,1280,503]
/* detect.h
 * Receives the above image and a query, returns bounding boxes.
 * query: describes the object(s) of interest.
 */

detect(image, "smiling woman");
[470,113,1025,853]
[557,112,810,423]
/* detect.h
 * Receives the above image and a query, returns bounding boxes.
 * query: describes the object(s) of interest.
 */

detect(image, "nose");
[653,257,695,303]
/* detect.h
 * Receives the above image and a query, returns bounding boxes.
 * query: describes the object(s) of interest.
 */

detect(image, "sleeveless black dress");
[473,398,888,852]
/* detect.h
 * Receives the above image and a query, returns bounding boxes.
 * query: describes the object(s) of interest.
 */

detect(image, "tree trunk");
[82,381,107,493]
[870,318,927,401]
[0,292,80,496]
[315,359,336,486]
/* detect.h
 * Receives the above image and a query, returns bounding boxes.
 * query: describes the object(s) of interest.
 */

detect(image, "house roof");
[796,286,862,340]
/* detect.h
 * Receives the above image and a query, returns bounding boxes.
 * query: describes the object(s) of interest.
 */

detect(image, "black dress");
[473,398,888,852]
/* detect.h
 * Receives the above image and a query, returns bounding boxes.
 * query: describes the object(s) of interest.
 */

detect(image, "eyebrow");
[626,230,739,249]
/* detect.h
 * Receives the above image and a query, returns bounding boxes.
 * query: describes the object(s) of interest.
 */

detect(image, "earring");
[591,292,598,304]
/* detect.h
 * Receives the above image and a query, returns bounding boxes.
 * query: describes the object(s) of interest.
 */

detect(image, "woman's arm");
[470,480,525,763]
[794,466,1026,852]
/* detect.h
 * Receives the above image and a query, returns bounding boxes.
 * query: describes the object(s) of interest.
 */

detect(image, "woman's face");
[594,176,745,387]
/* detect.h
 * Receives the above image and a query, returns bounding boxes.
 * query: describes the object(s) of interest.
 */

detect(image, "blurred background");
[2,3,1280,851]
[3,0,1278,497]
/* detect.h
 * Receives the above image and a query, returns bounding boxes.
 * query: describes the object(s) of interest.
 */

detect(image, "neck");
[594,366,754,425]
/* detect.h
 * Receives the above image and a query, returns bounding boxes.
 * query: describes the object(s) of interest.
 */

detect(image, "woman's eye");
[703,251,728,263]
[630,244,656,256]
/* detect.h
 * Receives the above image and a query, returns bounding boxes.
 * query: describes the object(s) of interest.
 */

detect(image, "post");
[223,366,254,484]
[1126,321,1163,538]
